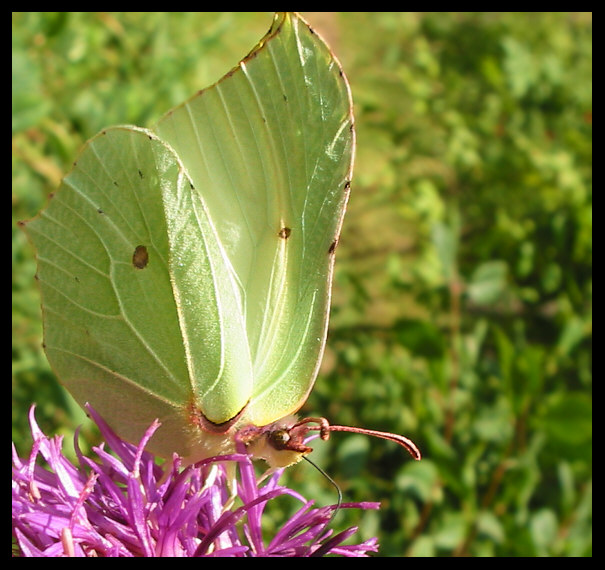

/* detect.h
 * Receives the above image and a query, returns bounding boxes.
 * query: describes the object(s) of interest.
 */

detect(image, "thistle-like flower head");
[12,405,380,557]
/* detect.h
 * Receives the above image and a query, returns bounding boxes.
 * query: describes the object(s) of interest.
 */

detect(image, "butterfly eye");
[268,429,291,449]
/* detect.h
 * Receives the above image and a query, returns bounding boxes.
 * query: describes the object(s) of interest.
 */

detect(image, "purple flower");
[12,405,380,557]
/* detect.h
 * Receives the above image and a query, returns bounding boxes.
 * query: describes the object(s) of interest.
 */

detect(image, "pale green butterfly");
[21,12,420,468]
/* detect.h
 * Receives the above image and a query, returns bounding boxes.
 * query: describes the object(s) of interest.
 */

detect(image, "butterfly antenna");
[302,455,343,520]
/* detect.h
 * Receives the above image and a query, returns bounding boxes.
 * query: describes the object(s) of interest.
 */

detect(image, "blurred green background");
[12,12,591,556]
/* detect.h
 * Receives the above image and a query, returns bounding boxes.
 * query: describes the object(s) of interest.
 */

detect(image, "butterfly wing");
[156,12,355,428]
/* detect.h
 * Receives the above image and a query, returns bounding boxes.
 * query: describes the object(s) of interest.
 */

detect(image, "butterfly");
[22,12,419,469]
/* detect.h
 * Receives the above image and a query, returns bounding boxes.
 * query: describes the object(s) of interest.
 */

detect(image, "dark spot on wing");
[278,227,292,240]
[132,245,149,269]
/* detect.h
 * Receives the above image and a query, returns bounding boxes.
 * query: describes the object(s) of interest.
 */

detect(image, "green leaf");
[538,392,592,446]
[431,218,459,282]
[529,508,558,556]
[467,260,508,305]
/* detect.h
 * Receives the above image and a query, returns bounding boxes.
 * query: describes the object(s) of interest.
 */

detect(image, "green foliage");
[13,12,591,556]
